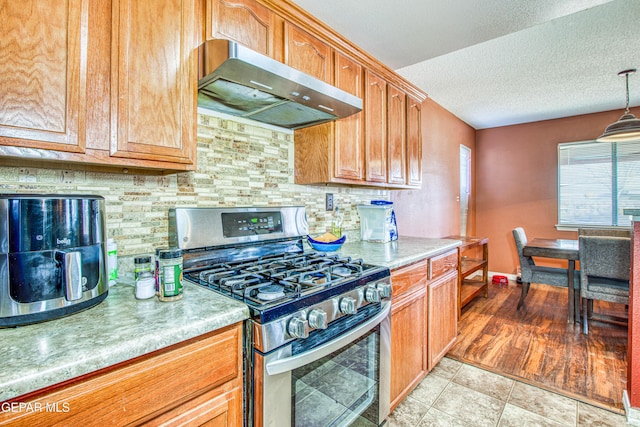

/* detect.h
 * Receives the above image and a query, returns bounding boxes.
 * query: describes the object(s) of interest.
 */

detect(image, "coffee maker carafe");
[0,195,109,327]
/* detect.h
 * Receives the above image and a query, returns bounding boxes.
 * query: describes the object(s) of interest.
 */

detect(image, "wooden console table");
[445,235,489,316]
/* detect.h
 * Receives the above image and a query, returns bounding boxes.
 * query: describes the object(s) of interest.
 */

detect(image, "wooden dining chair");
[578,234,630,334]
[512,227,579,310]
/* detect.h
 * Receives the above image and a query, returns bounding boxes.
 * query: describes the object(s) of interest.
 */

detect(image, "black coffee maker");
[0,194,109,327]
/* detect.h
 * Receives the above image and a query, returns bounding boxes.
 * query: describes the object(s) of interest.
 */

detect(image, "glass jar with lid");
[157,248,183,302]
[134,255,153,280]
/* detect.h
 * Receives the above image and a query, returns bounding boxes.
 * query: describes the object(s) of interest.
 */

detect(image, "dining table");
[522,238,580,323]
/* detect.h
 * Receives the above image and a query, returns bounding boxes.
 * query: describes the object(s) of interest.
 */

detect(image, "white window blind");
[558,141,640,227]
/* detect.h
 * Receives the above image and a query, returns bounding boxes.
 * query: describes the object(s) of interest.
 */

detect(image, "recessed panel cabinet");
[364,70,388,183]
[111,0,198,166]
[0,324,243,426]
[206,0,278,58]
[294,68,422,188]
[0,0,87,154]
[284,23,333,82]
[0,0,199,171]
[387,84,407,185]
[390,261,429,411]
[203,0,425,188]
[427,269,458,370]
[407,95,423,187]
[390,249,458,410]
[293,49,365,185]
[333,53,364,181]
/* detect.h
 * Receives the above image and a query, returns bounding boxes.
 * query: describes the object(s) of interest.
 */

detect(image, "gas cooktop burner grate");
[186,251,377,308]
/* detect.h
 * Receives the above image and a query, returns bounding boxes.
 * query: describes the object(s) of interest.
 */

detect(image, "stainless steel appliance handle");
[59,250,83,301]
[265,301,391,376]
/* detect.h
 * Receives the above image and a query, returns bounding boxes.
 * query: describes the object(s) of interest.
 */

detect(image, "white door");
[460,145,471,236]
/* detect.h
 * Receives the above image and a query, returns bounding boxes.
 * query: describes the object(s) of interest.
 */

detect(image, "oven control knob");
[376,283,392,299]
[365,286,381,303]
[288,317,310,339]
[339,297,358,315]
[308,309,328,329]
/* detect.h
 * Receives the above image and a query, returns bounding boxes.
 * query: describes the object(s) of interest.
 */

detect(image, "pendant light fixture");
[597,68,640,142]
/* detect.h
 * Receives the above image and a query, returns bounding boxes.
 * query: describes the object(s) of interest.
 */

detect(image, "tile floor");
[387,357,630,427]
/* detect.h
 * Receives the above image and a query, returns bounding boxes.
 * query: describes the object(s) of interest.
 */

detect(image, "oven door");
[254,301,391,427]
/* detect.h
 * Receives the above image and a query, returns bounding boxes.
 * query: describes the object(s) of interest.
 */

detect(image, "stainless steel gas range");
[169,206,392,427]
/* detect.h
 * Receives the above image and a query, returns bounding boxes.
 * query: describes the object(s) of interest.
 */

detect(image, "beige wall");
[476,106,640,274]
[391,99,476,238]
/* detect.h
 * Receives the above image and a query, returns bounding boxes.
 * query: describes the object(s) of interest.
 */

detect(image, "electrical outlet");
[326,193,334,211]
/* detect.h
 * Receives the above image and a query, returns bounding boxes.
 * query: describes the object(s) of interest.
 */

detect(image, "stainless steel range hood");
[197,39,362,129]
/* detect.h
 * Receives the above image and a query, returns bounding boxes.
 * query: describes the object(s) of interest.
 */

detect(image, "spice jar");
[134,255,152,280]
[157,248,183,302]
[135,271,156,300]
[154,247,167,296]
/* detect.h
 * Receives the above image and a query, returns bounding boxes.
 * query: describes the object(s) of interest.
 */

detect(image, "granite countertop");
[1,236,459,403]
[338,236,462,270]
[0,280,249,402]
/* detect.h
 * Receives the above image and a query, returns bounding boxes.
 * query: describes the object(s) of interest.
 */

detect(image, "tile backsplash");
[0,112,388,267]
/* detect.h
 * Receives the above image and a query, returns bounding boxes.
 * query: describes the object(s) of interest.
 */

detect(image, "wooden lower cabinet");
[390,285,427,410]
[0,323,243,427]
[427,268,459,370]
[143,383,242,427]
[389,249,459,410]
[389,259,429,410]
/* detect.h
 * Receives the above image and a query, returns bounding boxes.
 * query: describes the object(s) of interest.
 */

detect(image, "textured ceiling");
[290,0,640,129]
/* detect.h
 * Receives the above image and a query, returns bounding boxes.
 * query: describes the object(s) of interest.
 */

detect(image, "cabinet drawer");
[429,250,458,280]
[0,324,241,427]
[391,260,429,296]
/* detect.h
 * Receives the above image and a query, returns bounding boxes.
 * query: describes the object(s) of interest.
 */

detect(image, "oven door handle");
[265,301,391,376]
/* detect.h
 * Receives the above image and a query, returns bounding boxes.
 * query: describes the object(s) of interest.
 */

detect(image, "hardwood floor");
[447,280,628,413]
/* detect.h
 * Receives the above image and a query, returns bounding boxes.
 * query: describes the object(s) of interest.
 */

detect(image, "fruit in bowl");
[307,232,346,252]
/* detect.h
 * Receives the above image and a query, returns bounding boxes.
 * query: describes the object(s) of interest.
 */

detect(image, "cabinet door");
[427,269,458,370]
[144,385,242,427]
[111,0,197,165]
[285,23,333,83]
[387,84,407,185]
[407,95,422,187]
[207,0,277,57]
[333,52,364,181]
[390,286,427,411]
[364,70,387,183]
[0,325,242,426]
[0,0,87,153]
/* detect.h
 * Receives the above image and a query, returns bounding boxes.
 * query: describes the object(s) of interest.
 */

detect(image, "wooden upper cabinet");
[111,0,198,165]
[0,0,87,153]
[407,95,423,187]
[364,70,387,183]
[293,51,364,185]
[387,84,407,185]
[284,23,333,83]
[333,52,364,181]
[206,0,278,58]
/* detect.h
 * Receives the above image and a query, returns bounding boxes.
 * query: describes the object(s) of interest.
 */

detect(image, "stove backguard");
[169,206,308,251]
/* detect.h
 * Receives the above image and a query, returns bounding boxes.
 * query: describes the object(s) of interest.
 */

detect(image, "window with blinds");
[558,141,640,227]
